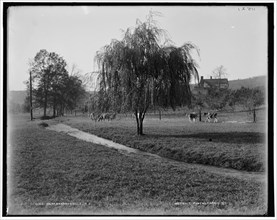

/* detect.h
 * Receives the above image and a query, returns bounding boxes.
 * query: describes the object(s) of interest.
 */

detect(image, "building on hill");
[192,76,229,96]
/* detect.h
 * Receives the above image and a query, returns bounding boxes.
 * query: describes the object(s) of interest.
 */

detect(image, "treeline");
[192,86,265,111]
[25,49,86,118]
[84,86,265,116]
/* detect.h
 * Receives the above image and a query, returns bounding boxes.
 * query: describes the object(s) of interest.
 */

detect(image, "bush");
[38,122,49,128]
[40,116,55,120]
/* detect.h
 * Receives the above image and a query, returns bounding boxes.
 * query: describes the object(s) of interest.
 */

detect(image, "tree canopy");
[94,12,200,135]
[28,49,85,117]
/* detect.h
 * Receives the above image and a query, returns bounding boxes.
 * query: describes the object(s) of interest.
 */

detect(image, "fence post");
[29,71,33,120]
[199,109,201,122]
[253,108,256,123]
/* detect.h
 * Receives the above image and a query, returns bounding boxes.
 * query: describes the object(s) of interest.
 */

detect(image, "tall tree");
[212,65,227,79]
[23,73,33,118]
[29,49,68,117]
[63,75,86,114]
[95,12,200,135]
[29,71,33,120]
[212,65,228,89]
[232,87,264,110]
[48,52,68,117]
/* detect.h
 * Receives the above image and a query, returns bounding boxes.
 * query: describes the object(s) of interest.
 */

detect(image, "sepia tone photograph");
[3,1,275,217]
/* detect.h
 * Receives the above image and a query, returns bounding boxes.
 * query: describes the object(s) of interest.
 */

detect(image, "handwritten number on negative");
[238,7,255,12]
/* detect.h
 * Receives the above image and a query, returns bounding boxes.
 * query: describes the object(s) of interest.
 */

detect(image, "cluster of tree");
[228,86,264,110]
[27,49,86,118]
[89,12,200,135]
[193,86,264,111]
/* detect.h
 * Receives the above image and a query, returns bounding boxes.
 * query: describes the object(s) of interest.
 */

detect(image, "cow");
[204,112,218,123]
[188,112,198,122]
[103,114,109,120]
[89,112,95,119]
[97,113,106,121]
[89,112,100,122]
[91,113,117,122]
[107,113,116,121]
[104,113,117,121]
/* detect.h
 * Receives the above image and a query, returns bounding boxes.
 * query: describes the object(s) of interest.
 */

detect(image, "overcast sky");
[7,5,268,91]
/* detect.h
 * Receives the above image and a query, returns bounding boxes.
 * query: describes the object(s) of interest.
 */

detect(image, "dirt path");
[47,123,266,183]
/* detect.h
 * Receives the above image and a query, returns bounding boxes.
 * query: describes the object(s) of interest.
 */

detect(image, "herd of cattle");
[89,112,117,122]
[188,112,218,123]
[89,111,218,123]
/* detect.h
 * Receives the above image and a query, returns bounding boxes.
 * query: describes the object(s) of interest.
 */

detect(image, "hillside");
[8,75,267,106]
[228,75,266,90]
[8,90,93,106]
[190,75,266,91]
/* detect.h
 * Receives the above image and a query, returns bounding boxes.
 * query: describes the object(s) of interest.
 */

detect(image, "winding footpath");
[47,123,266,183]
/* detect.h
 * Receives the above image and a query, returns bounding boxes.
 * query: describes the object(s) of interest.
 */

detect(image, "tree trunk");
[253,108,256,123]
[53,101,56,117]
[199,109,201,122]
[139,117,143,135]
[61,104,64,116]
[43,83,48,117]
[135,111,144,135]
[44,93,47,117]
[29,71,33,120]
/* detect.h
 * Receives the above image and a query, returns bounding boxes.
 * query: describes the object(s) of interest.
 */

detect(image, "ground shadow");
[147,132,265,144]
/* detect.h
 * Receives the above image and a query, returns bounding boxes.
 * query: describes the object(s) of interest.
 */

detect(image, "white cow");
[90,112,117,122]
[204,112,218,123]
[89,112,100,122]
[188,113,198,122]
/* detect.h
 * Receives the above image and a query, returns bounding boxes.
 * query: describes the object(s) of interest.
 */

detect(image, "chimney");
[210,76,212,79]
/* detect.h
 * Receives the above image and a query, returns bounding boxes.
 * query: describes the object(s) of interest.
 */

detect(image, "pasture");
[7,112,267,215]
[58,109,266,172]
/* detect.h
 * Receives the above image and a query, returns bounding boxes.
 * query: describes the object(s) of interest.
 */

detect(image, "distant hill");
[190,75,266,91]
[228,75,266,90]
[8,89,93,106]
[8,90,27,105]
[8,75,266,106]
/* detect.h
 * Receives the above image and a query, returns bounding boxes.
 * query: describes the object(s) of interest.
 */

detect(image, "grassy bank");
[59,115,265,172]
[7,114,266,215]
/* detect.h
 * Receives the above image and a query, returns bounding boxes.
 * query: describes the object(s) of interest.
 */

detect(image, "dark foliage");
[28,49,86,117]
[193,87,264,111]
[94,12,200,135]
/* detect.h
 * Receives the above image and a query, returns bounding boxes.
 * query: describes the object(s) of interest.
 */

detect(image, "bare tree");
[69,63,82,77]
[212,65,227,79]
[212,65,227,89]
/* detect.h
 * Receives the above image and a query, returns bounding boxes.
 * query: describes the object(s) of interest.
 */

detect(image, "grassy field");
[7,114,266,215]
[57,111,266,172]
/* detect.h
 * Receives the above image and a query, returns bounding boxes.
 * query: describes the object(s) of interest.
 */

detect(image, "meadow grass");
[7,114,266,215]
[59,113,266,172]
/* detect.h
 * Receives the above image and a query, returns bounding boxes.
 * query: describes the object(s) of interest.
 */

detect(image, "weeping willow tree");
[95,12,200,135]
